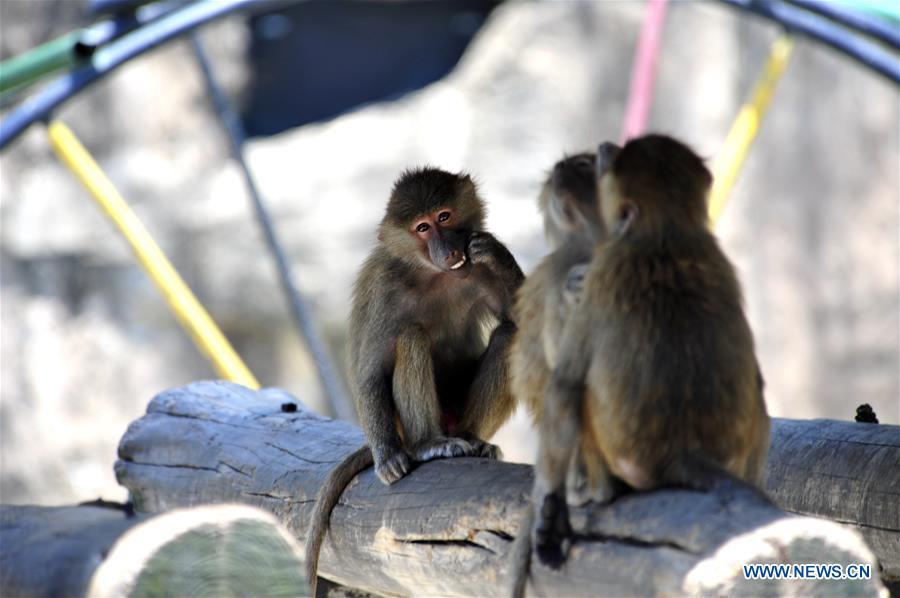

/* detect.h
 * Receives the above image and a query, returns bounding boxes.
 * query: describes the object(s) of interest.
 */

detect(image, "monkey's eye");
[574,156,593,170]
[416,222,430,233]
[437,211,451,223]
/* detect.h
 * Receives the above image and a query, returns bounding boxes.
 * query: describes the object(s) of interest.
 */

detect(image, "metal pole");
[189,32,354,421]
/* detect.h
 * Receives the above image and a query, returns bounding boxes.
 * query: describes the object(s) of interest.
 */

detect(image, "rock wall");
[1,1,897,504]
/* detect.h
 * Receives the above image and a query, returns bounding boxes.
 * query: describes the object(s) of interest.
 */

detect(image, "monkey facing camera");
[512,135,770,595]
[305,166,524,595]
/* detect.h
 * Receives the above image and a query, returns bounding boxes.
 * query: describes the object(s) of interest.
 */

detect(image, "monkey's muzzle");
[449,255,467,270]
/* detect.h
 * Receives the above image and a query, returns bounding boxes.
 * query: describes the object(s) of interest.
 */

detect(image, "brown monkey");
[508,146,618,597]
[511,144,619,502]
[529,134,770,572]
[305,167,524,594]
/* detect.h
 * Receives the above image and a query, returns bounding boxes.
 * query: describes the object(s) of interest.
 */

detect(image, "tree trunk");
[114,381,892,596]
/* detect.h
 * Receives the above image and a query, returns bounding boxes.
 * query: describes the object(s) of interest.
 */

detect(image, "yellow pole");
[709,34,794,226]
[47,120,260,389]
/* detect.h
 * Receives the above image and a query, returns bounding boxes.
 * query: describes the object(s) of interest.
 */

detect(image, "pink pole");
[619,0,669,144]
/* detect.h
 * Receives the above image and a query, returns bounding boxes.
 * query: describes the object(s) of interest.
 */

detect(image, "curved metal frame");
[0,0,293,149]
[2,0,898,150]
[718,0,899,84]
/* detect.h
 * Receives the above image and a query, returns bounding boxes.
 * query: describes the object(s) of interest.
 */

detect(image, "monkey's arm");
[354,362,411,484]
[459,320,517,442]
[532,301,595,567]
[468,232,524,321]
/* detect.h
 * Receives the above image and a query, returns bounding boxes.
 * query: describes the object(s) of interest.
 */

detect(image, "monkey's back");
[586,233,769,488]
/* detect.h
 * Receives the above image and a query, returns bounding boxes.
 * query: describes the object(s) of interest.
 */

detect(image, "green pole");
[0,30,91,94]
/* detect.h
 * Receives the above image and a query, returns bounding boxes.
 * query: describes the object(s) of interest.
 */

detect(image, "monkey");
[528,134,770,576]
[507,145,619,597]
[511,144,620,503]
[305,166,524,594]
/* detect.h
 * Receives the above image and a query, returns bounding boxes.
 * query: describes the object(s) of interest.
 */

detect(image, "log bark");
[115,381,891,596]
[766,417,900,582]
[0,503,306,598]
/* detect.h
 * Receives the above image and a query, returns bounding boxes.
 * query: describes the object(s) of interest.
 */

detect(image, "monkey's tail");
[304,445,374,596]
[508,501,535,598]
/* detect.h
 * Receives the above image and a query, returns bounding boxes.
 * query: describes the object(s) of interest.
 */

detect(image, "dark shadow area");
[242,0,501,137]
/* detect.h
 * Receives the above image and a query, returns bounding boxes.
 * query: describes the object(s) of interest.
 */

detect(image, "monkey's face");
[409,208,473,278]
[550,153,596,206]
[380,167,486,274]
[541,146,619,248]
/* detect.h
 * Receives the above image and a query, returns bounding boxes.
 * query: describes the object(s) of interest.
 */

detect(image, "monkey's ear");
[614,201,639,236]
[459,174,477,194]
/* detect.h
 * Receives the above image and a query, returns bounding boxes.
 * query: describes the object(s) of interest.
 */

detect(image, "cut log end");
[1,503,308,598]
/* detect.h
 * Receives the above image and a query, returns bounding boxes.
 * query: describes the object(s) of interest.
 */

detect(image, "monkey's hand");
[374,447,412,485]
[563,263,589,308]
[533,490,572,569]
[468,232,524,284]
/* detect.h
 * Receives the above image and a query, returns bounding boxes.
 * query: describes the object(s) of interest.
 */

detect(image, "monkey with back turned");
[305,166,524,594]
[520,134,770,587]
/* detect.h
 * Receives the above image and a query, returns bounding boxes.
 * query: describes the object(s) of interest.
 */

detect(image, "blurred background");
[1,0,897,506]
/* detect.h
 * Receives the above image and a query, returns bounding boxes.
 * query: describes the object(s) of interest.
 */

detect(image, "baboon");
[508,145,618,597]
[305,167,524,594]
[511,144,619,503]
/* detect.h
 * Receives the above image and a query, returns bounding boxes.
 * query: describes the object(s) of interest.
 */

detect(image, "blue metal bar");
[189,31,355,421]
[79,1,187,49]
[785,0,900,51]
[0,0,294,150]
[87,0,159,17]
[718,0,900,85]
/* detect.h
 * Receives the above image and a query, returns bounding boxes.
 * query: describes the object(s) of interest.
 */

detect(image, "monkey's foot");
[413,437,479,462]
[468,439,503,460]
[375,449,412,485]
[566,465,617,507]
[534,492,572,569]
[566,480,617,507]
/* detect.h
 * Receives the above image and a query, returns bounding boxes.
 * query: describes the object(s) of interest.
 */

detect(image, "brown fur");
[509,148,617,597]
[530,134,770,571]
[305,167,524,594]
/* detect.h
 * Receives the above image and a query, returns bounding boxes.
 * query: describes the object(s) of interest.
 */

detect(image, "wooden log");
[767,417,900,584]
[113,381,893,596]
[0,502,307,598]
